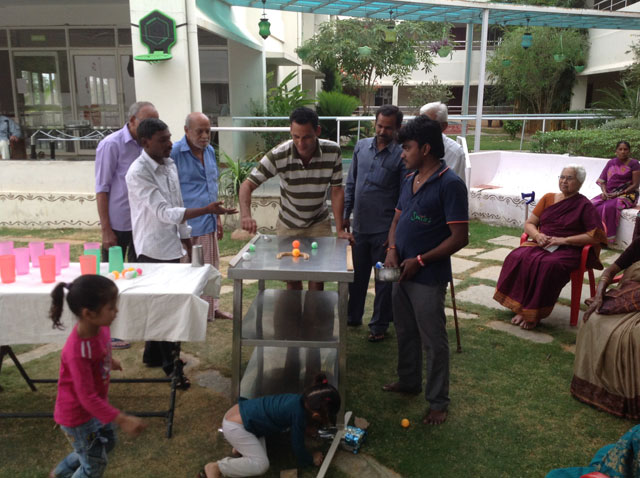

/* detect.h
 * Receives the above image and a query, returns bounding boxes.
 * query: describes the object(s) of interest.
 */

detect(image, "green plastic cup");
[84,249,101,274]
[108,246,124,273]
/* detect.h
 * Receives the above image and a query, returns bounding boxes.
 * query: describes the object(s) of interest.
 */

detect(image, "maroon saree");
[494,193,606,326]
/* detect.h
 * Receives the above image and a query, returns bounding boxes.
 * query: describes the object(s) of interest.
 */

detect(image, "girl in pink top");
[49,275,145,478]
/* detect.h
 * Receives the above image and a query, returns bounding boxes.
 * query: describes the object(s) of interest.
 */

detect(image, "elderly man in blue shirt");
[173,112,232,321]
[0,114,22,159]
[343,105,406,342]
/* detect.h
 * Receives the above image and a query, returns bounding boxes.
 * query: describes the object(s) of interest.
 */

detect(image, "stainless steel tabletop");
[228,235,354,282]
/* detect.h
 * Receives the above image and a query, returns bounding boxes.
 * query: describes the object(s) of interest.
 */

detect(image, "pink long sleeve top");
[53,325,120,427]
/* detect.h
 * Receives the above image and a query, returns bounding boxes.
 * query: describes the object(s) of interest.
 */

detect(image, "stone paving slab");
[470,266,503,282]
[5,343,62,367]
[455,284,506,310]
[542,304,580,333]
[445,307,478,319]
[474,248,512,262]
[451,257,480,274]
[487,321,554,343]
[333,451,403,478]
[455,248,486,257]
[220,285,233,295]
[487,235,521,248]
[558,282,593,301]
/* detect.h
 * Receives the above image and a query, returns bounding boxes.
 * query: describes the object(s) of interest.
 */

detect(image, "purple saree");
[494,193,605,326]
[591,157,640,242]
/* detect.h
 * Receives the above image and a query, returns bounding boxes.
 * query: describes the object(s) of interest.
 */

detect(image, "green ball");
[249,244,256,252]
[311,241,318,249]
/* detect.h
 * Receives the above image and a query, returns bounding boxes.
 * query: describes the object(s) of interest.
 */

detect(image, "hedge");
[531,128,640,158]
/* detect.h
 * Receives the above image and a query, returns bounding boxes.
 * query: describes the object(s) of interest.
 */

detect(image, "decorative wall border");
[0,193,96,203]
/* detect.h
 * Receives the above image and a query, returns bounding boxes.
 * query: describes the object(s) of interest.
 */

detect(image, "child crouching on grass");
[199,374,341,478]
[49,275,146,478]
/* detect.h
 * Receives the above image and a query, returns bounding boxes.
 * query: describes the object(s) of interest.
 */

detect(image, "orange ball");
[292,240,300,249]
[401,418,410,428]
[292,248,301,257]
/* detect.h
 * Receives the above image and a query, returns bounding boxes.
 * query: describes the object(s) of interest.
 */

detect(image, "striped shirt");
[248,138,342,229]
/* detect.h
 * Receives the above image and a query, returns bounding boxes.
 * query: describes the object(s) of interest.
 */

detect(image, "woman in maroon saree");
[494,165,607,329]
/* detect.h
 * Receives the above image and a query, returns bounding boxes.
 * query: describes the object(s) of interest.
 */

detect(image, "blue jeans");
[53,418,116,478]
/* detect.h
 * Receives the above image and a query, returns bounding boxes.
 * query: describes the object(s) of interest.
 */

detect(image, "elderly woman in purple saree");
[494,165,607,329]
[591,141,640,243]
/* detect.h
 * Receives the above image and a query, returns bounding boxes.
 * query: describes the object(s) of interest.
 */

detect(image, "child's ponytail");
[48,275,118,330]
[303,373,341,427]
[49,282,69,330]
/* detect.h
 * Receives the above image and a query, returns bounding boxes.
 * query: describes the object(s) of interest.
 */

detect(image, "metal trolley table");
[228,235,353,413]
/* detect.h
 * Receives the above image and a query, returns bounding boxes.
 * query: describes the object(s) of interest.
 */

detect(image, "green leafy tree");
[623,41,640,89]
[487,27,588,113]
[408,77,454,111]
[251,71,314,150]
[297,19,443,112]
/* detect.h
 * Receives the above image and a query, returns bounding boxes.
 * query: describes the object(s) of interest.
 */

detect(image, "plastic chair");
[520,233,596,326]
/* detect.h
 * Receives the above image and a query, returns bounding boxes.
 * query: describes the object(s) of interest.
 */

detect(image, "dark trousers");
[348,231,393,333]
[138,254,181,376]
[392,281,450,411]
[101,229,137,263]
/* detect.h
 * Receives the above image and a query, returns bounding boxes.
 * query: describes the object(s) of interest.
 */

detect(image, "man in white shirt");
[125,118,236,387]
[420,102,467,184]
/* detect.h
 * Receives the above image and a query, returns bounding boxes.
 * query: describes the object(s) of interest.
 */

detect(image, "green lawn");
[0,222,633,478]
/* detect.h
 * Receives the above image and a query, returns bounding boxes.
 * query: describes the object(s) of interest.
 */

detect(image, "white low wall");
[0,160,99,228]
[469,151,636,249]
[0,159,283,231]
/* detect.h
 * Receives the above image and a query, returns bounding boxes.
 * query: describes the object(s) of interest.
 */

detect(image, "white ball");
[242,252,251,261]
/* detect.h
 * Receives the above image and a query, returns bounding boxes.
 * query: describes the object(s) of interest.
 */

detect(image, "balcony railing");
[593,0,638,11]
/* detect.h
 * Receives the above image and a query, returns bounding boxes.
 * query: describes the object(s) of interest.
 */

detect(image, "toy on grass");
[401,418,410,428]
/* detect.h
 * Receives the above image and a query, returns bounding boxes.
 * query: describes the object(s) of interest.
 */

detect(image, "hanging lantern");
[384,9,396,43]
[358,46,372,57]
[521,19,532,50]
[258,0,271,39]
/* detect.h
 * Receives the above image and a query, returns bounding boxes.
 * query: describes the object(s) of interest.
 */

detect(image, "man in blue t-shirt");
[382,115,468,426]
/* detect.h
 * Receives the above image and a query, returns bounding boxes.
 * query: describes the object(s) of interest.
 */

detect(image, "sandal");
[175,374,191,390]
[368,333,385,342]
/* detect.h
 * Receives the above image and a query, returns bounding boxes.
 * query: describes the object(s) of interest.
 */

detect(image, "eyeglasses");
[558,175,576,181]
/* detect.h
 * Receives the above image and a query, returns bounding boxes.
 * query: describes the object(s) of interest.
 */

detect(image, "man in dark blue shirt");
[343,105,405,341]
[382,115,468,426]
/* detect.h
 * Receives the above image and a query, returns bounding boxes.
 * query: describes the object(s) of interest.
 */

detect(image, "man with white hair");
[420,102,466,184]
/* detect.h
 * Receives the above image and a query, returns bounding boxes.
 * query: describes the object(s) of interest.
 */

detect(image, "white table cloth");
[0,263,221,345]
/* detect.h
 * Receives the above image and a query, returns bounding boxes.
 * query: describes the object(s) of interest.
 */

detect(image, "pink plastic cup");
[0,241,13,255]
[45,248,61,275]
[28,241,45,268]
[38,255,56,283]
[84,242,101,251]
[53,242,70,268]
[14,247,30,275]
[79,255,97,276]
[0,254,16,284]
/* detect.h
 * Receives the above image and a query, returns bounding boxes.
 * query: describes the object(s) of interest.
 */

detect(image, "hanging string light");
[521,18,532,50]
[384,9,397,43]
[258,0,271,40]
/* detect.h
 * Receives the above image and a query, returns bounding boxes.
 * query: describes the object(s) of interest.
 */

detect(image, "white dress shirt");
[442,134,467,185]
[125,150,191,260]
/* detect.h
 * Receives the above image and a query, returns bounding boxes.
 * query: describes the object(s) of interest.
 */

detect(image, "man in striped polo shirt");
[239,107,352,290]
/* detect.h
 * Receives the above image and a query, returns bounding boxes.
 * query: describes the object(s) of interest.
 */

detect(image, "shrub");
[315,91,360,141]
[218,151,259,205]
[502,120,523,140]
[531,128,640,158]
[251,71,314,151]
[599,117,640,130]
